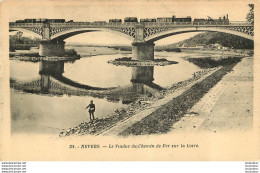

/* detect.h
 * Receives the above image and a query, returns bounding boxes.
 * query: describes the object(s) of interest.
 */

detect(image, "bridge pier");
[131,66,154,84]
[39,61,64,92]
[39,61,64,76]
[132,42,155,61]
[40,75,50,92]
[39,40,66,57]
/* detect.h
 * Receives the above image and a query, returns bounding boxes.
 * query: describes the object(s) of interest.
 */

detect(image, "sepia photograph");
[0,0,259,161]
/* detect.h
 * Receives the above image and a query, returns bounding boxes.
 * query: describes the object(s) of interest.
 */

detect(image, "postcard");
[0,0,259,161]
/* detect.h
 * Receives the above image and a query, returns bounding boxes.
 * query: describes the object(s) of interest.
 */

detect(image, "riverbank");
[9,49,80,62]
[59,65,222,137]
[10,55,80,62]
[120,57,243,136]
[10,45,253,59]
[9,46,132,59]
[10,50,247,136]
[181,48,253,57]
[171,56,253,132]
[66,45,131,57]
[57,55,245,137]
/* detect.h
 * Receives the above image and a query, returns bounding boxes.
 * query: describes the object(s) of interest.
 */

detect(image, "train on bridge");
[13,14,230,25]
[15,18,67,23]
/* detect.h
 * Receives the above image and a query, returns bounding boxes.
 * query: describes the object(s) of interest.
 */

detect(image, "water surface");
[10,49,205,134]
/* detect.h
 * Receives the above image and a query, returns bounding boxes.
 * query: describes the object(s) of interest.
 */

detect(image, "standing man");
[86,100,95,121]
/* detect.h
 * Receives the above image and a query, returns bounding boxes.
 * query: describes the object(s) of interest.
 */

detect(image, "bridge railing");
[143,22,192,26]
[229,21,252,25]
[9,22,44,27]
[49,22,136,27]
[9,21,253,28]
[144,21,252,27]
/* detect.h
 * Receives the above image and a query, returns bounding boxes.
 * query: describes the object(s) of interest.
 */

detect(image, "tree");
[246,4,254,24]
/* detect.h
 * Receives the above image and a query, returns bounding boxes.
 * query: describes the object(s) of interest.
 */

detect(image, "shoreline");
[120,58,242,136]
[58,66,222,137]
[57,56,244,137]
[9,49,81,62]
[181,49,253,57]
[9,55,80,62]
[9,46,253,60]
[9,47,250,137]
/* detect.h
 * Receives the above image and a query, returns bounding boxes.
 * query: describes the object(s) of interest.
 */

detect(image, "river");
[10,47,213,134]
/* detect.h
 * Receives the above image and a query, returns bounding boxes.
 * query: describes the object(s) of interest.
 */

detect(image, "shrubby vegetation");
[168,32,254,49]
[9,34,41,51]
[246,4,254,25]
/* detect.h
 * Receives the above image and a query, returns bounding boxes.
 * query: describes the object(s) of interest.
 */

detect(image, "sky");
[7,0,251,45]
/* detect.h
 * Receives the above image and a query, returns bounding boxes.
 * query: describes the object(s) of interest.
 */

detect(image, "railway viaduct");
[9,21,254,60]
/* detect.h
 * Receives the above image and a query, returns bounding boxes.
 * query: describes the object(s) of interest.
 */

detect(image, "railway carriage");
[124,17,138,23]
[140,18,157,23]
[109,19,122,23]
[14,14,230,26]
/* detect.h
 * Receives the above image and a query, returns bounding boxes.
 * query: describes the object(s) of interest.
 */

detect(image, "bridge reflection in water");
[39,61,64,92]
[12,60,164,104]
[131,66,163,92]
[38,61,112,92]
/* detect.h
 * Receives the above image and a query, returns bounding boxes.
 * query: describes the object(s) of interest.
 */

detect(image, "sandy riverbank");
[9,49,81,62]
[9,46,131,59]
[181,49,253,57]
[65,45,131,57]
[171,56,253,133]
[10,46,253,59]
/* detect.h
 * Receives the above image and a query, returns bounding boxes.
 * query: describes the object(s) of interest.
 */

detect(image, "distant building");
[195,44,205,48]
[208,43,229,50]
[222,46,228,50]
[181,43,188,48]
